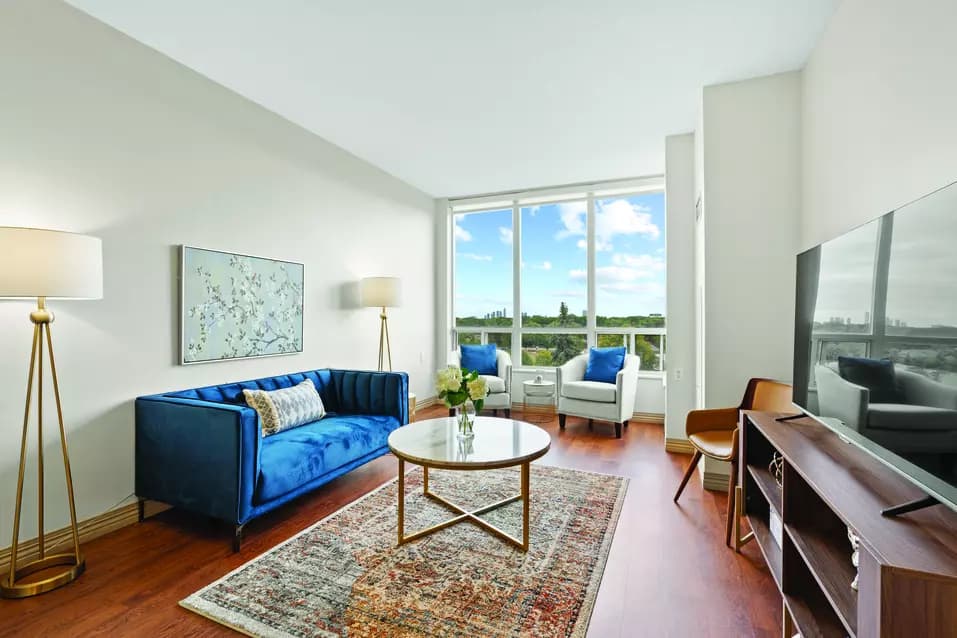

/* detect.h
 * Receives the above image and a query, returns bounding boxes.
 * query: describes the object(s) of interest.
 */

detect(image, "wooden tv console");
[740,410,957,637]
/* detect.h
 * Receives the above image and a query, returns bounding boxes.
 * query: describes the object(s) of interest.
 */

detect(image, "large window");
[454,208,513,326]
[451,180,666,371]
[520,202,588,366]
[594,192,666,370]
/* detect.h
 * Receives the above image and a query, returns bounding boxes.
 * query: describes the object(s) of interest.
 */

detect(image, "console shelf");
[741,411,957,638]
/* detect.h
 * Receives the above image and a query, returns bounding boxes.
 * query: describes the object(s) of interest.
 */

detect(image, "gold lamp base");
[377,306,393,372]
[2,297,85,599]
[0,553,85,599]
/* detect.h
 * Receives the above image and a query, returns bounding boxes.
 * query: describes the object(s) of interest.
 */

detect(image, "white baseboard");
[701,469,731,492]
[665,438,695,454]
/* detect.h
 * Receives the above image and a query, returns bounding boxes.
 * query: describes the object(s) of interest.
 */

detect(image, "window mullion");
[586,194,597,348]
[512,202,521,364]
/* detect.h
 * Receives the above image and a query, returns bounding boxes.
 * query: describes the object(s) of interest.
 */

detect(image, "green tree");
[553,302,581,365]
[634,337,659,371]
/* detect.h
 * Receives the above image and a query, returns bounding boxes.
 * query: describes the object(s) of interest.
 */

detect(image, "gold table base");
[397,459,531,552]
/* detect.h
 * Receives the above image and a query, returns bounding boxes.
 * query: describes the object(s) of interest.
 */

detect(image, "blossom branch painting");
[181,246,304,364]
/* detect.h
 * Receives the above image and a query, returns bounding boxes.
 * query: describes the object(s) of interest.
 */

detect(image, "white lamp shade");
[359,276,401,308]
[0,227,103,299]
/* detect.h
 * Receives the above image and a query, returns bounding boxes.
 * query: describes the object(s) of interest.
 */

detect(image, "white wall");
[701,72,802,408]
[802,0,957,249]
[665,133,696,439]
[0,0,435,543]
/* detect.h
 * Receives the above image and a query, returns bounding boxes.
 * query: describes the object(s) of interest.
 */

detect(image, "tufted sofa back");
[161,368,408,423]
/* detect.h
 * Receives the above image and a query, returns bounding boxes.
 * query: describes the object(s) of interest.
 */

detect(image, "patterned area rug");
[182,464,628,637]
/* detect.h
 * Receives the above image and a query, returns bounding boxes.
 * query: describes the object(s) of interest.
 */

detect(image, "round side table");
[522,380,556,424]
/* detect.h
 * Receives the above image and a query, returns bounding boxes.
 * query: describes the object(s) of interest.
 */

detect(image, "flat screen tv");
[793,180,957,515]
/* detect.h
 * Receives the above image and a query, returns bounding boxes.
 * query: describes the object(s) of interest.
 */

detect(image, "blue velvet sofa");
[135,368,408,550]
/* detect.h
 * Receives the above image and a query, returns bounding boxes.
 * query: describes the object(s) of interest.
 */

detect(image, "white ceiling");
[66,0,838,197]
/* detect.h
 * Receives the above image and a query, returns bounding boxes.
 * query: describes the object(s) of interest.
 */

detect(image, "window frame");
[449,177,666,375]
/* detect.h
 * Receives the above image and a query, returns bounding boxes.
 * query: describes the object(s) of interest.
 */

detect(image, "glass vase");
[456,400,476,441]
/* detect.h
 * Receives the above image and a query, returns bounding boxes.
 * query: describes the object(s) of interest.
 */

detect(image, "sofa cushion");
[866,403,957,432]
[481,375,506,394]
[838,356,902,404]
[256,414,400,502]
[561,380,617,403]
[584,347,626,384]
[460,344,498,375]
[244,379,326,436]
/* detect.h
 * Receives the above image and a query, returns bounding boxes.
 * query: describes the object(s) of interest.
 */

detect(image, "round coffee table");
[387,416,551,552]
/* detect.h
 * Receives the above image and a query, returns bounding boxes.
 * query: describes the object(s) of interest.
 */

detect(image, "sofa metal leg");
[588,419,593,431]
[493,409,498,416]
[504,409,511,418]
[558,414,566,429]
[615,422,622,439]
[623,420,630,428]
[448,408,455,418]
[233,524,245,553]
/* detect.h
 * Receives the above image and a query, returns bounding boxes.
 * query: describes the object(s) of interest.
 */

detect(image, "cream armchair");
[449,348,513,417]
[556,353,640,438]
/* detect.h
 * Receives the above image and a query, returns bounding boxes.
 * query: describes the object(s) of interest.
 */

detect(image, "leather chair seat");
[689,430,734,460]
[561,380,617,403]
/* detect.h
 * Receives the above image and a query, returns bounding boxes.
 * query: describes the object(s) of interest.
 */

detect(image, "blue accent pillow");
[584,346,626,384]
[837,356,902,403]
[461,344,498,375]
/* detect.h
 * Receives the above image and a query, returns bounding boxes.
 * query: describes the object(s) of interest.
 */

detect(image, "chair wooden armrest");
[685,407,739,436]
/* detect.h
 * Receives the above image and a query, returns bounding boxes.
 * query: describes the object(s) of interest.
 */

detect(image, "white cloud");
[459,252,492,262]
[611,253,665,276]
[555,201,587,241]
[556,198,660,251]
[551,289,586,298]
[454,221,472,242]
[568,253,665,283]
[530,260,552,271]
[597,199,660,242]
[598,281,666,296]
[499,227,513,244]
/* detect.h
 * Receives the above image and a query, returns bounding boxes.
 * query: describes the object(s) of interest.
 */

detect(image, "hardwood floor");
[0,406,779,637]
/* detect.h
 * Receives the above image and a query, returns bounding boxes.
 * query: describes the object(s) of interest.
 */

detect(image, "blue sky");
[454,192,666,318]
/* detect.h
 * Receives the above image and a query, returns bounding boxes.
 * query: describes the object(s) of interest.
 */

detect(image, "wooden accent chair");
[672,378,793,549]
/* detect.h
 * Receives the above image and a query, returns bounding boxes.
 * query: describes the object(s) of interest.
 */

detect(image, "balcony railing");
[452,326,666,372]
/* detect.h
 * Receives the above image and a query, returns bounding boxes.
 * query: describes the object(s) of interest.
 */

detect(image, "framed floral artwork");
[180,245,304,364]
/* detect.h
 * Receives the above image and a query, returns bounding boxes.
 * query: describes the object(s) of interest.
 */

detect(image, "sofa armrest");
[815,365,868,430]
[497,350,513,394]
[135,396,260,525]
[448,350,461,367]
[616,355,640,422]
[328,370,409,425]
[556,354,587,397]
[898,369,957,410]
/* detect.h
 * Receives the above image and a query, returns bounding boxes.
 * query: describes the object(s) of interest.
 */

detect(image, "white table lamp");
[0,227,102,599]
[359,276,401,371]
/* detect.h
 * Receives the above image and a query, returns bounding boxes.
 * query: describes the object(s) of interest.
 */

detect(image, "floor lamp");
[0,227,103,599]
[359,277,401,372]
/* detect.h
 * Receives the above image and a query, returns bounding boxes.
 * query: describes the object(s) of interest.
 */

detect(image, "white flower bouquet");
[436,366,489,438]
[436,366,489,412]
